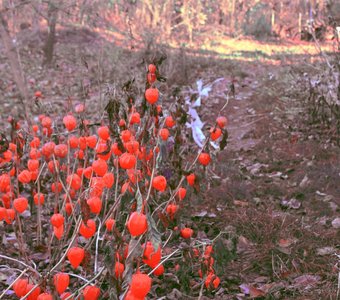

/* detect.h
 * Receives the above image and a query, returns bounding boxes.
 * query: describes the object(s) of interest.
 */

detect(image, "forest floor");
[0,27,339,299]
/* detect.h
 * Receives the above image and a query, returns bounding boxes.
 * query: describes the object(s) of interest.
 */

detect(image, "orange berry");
[83,286,100,300]
[65,203,73,216]
[103,172,114,188]
[54,144,68,158]
[111,143,123,156]
[67,247,85,269]
[130,273,152,298]
[33,193,45,205]
[41,142,55,158]
[98,126,110,140]
[119,119,126,127]
[37,293,53,300]
[105,218,115,231]
[50,213,64,228]
[79,219,96,239]
[41,116,52,128]
[210,127,222,141]
[143,241,161,267]
[186,173,196,186]
[177,187,187,200]
[204,245,213,257]
[27,159,39,172]
[13,279,28,297]
[180,227,193,239]
[153,264,164,276]
[63,115,77,131]
[124,140,139,154]
[165,116,175,128]
[148,64,156,73]
[75,150,84,160]
[130,112,141,125]
[9,142,17,152]
[0,207,6,221]
[82,167,92,179]
[126,169,142,184]
[92,159,108,177]
[119,153,136,169]
[53,272,70,295]
[68,135,79,148]
[86,135,97,148]
[96,143,111,160]
[127,212,148,236]
[90,177,105,197]
[47,160,58,174]
[18,170,31,183]
[145,88,159,104]
[32,124,39,133]
[166,203,178,219]
[30,137,41,148]
[121,181,133,194]
[0,174,10,192]
[66,173,82,190]
[25,283,41,300]
[147,72,156,84]
[13,197,28,213]
[152,175,167,192]
[159,128,169,141]
[35,91,42,98]
[121,130,132,143]
[51,182,62,193]
[205,273,220,289]
[38,114,45,122]
[87,196,102,214]
[216,116,228,128]
[114,261,125,278]
[4,208,15,224]
[42,127,53,137]
[198,153,211,166]
[78,137,87,150]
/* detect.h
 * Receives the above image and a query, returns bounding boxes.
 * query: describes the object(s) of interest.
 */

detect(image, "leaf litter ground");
[0,28,339,299]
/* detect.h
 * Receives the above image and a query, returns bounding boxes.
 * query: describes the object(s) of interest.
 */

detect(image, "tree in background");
[43,1,59,65]
[0,0,338,68]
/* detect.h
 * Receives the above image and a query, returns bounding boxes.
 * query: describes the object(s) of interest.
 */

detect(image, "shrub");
[301,33,340,144]
[0,59,228,299]
[243,3,272,39]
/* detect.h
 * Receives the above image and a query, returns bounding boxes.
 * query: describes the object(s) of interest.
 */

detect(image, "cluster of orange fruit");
[1,63,228,299]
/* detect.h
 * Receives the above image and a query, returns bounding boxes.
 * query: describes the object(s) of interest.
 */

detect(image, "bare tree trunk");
[230,0,236,35]
[144,0,156,29]
[161,0,173,38]
[43,1,58,66]
[79,0,88,25]
[0,13,31,124]
[298,12,302,36]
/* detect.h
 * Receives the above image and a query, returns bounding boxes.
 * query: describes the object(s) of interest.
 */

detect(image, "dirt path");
[189,61,340,299]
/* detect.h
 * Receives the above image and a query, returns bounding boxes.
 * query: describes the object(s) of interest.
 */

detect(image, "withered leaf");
[147,211,162,252]
[220,129,228,150]
[0,133,9,154]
